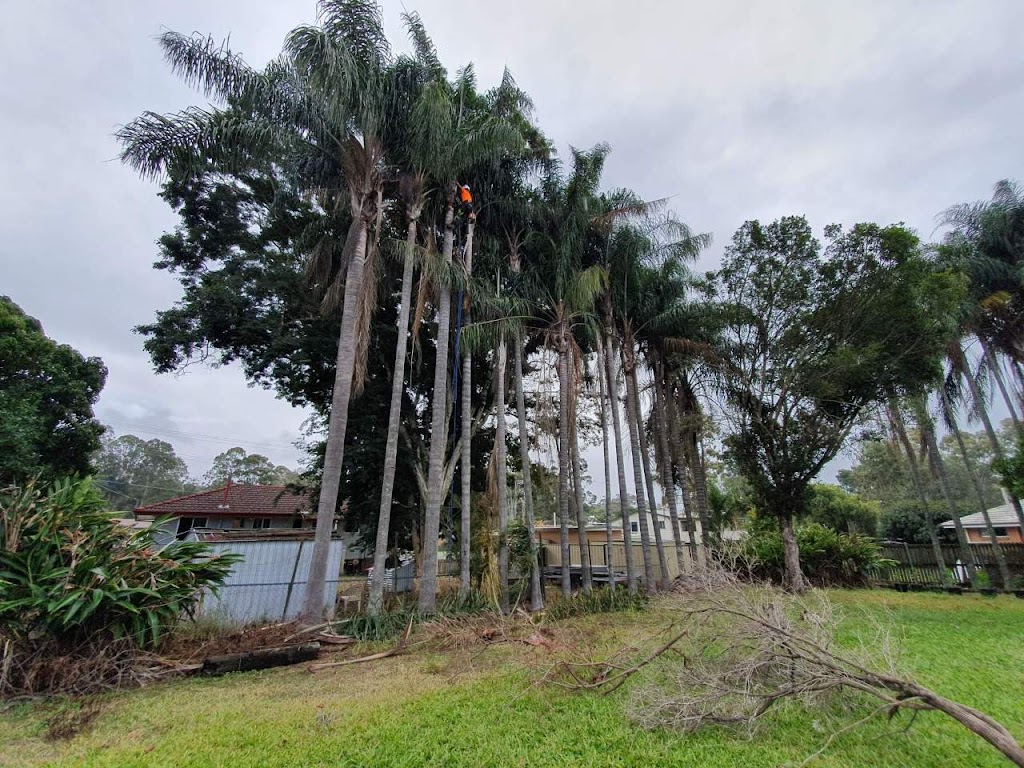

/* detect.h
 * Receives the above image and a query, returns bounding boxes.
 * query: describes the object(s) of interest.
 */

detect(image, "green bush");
[0,477,238,650]
[735,522,889,587]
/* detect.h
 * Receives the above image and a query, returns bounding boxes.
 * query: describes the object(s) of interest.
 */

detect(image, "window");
[251,518,272,529]
[175,517,208,538]
[630,522,639,533]
[658,520,665,529]
[994,527,1009,538]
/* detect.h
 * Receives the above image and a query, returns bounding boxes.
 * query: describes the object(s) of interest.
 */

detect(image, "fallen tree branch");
[548,566,1024,766]
[307,618,414,672]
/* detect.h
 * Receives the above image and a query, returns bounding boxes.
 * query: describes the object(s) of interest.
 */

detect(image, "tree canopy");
[0,297,107,484]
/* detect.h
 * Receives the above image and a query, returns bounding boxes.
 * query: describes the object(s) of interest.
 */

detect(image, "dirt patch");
[158,623,304,662]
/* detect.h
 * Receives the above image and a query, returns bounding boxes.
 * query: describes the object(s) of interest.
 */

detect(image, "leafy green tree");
[804,484,879,535]
[0,297,106,484]
[94,434,192,508]
[707,217,961,590]
[204,447,296,487]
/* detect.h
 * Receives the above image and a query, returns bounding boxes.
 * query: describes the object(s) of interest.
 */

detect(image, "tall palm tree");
[939,389,1012,588]
[884,402,949,586]
[946,341,1024,533]
[117,0,397,623]
[367,12,447,615]
[913,396,978,588]
[418,67,526,613]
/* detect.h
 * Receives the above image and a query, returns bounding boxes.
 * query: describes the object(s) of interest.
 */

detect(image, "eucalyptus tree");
[117,0,401,622]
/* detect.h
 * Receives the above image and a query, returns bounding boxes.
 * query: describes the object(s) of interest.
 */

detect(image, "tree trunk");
[690,433,713,549]
[886,402,948,585]
[301,217,367,624]
[368,217,418,615]
[653,360,687,576]
[596,336,615,587]
[459,233,475,597]
[980,336,1022,437]
[557,338,573,596]
[955,341,1024,532]
[620,337,656,591]
[419,205,458,614]
[571,413,593,594]
[779,511,807,592]
[628,367,670,589]
[915,397,978,587]
[664,377,700,562]
[495,333,510,612]
[604,332,637,592]
[941,388,1012,589]
[514,332,544,610]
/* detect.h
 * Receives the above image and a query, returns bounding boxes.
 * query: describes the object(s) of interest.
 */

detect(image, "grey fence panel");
[198,539,345,624]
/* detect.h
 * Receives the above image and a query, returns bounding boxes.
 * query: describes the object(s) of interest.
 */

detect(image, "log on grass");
[201,643,321,676]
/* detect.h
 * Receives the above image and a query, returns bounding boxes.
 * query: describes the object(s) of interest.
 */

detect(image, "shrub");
[0,477,237,694]
[734,522,889,587]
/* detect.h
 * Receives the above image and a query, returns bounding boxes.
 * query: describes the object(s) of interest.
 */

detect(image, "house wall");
[966,526,1024,544]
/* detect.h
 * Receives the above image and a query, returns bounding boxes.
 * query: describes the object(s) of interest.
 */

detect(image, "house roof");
[940,503,1022,530]
[134,484,310,518]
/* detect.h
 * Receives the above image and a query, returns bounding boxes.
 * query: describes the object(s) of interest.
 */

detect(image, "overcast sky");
[2,1,1022,489]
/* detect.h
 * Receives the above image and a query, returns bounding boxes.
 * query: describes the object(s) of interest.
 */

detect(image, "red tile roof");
[134,484,311,518]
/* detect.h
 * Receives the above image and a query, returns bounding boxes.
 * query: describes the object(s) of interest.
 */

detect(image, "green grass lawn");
[2,590,1022,767]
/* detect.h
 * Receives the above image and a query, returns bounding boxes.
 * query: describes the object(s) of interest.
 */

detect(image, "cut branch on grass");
[542,566,1024,767]
[307,617,414,672]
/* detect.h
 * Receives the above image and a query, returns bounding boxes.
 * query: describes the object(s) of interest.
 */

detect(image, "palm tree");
[117,0,397,623]
[367,12,447,615]
[418,67,526,613]
[913,396,978,588]
[884,402,949,586]
[939,388,1012,588]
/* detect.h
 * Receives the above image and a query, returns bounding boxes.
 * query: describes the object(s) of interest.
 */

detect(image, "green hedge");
[735,522,890,587]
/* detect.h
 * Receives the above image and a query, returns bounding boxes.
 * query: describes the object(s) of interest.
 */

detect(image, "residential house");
[940,503,1024,544]
[134,482,319,547]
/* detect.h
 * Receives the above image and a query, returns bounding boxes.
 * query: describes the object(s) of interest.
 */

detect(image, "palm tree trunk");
[557,338,573,596]
[629,368,670,589]
[571,412,593,594]
[653,360,686,576]
[368,216,418,615]
[941,389,1012,589]
[979,336,1022,437]
[664,378,699,561]
[596,337,615,586]
[955,341,1024,533]
[603,332,637,592]
[915,397,977,587]
[621,339,656,591]
[419,205,458,614]
[301,217,367,623]
[886,403,948,586]
[514,332,544,610]
[459,239,475,596]
[495,333,510,612]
